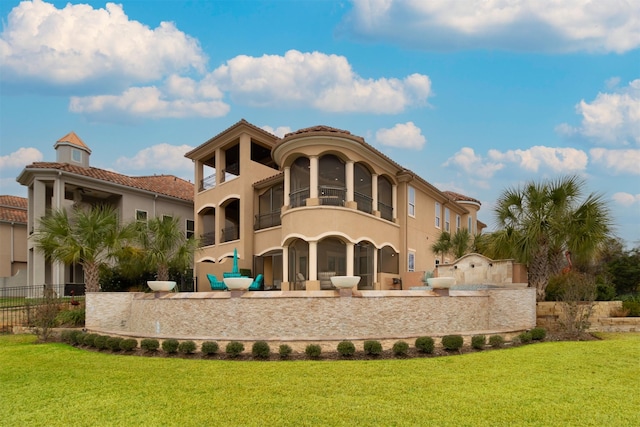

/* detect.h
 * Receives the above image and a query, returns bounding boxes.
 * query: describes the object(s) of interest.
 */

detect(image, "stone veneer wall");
[87,288,536,344]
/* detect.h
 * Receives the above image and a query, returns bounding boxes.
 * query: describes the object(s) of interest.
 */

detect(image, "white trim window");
[456,214,461,231]
[71,148,82,163]
[408,251,415,272]
[136,209,148,223]
[445,208,450,232]
[435,202,441,228]
[408,186,415,217]
[186,219,195,239]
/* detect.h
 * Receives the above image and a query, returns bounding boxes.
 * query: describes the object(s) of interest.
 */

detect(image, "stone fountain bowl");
[147,281,177,292]
[426,277,456,289]
[330,276,361,289]
[223,277,253,290]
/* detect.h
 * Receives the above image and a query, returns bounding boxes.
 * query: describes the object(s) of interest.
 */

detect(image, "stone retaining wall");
[87,288,536,346]
[536,301,640,332]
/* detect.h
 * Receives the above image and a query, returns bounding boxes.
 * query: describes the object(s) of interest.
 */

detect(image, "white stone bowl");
[147,281,177,292]
[330,276,361,289]
[223,277,254,290]
[427,277,456,289]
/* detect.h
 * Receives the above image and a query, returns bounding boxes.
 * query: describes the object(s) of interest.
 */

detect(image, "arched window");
[221,199,240,242]
[318,155,345,206]
[256,183,283,229]
[378,176,393,221]
[354,163,372,214]
[318,237,346,289]
[290,157,310,207]
[378,245,398,274]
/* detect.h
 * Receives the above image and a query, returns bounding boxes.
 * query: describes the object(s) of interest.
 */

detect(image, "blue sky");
[1,0,639,246]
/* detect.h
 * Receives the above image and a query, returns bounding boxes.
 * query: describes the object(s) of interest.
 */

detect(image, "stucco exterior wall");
[87,288,536,343]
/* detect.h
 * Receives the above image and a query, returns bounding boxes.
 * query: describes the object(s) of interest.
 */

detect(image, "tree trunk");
[529,244,550,301]
[84,262,101,293]
[157,264,169,282]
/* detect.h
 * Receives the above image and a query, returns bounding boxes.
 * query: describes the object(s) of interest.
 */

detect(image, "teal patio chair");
[247,274,263,291]
[207,274,228,291]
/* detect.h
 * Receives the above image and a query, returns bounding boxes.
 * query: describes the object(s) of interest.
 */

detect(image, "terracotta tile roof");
[55,131,91,152]
[23,163,193,202]
[444,191,481,206]
[0,195,28,224]
[284,125,352,138]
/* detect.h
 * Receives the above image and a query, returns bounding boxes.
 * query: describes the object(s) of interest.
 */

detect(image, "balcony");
[199,231,215,247]
[254,210,281,230]
[319,185,345,206]
[378,201,393,221]
[289,187,310,208]
[354,191,373,214]
[221,225,239,243]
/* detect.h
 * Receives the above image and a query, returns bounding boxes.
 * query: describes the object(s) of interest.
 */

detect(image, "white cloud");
[0,1,206,87]
[375,122,426,149]
[590,148,640,175]
[443,147,504,179]
[261,126,291,138]
[115,144,194,173]
[489,146,588,173]
[0,147,43,169]
[612,192,640,207]
[568,79,640,146]
[342,0,640,53]
[69,82,230,119]
[211,50,432,113]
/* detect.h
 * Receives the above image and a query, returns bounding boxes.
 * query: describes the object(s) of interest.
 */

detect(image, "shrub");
[252,341,271,359]
[442,335,464,351]
[201,341,219,355]
[29,296,60,341]
[83,333,99,347]
[392,341,409,357]
[337,341,356,357]
[93,335,109,350]
[363,340,383,356]
[279,344,293,359]
[178,340,197,354]
[73,331,87,345]
[518,332,533,344]
[305,344,322,359]
[622,296,640,317]
[60,330,74,343]
[530,327,547,341]
[471,335,486,350]
[415,336,435,354]
[162,339,179,354]
[140,338,160,352]
[226,341,245,358]
[489,335,504,348]
[106,337,123,351]
[120,338,138,351]
[596,282,616,301]
[55,308,85,327]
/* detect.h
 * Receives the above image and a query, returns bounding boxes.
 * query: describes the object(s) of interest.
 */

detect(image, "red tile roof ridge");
[56,131,91,152]
[444,190,481,205]
[284,125,352,138]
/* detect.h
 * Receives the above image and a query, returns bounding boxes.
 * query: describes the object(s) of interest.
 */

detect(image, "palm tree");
[451,228,472,259]
[135,216,197,282]
[33,205,135,293]
[431,231,452,264]
[492,175,612,301]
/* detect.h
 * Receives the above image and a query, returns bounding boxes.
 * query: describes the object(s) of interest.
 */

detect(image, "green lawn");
[1,333,638,426]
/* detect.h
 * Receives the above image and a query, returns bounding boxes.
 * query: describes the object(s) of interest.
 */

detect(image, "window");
[136,210,148,223]
[445,208,450,232]
[408,251,415,272]
[435,202,441,228]
[468,216,472,232]
[186,219,195,238]
[456,215,461,231]
[408,186,415,217]
[162,214,173,223]
[71,148,82,163]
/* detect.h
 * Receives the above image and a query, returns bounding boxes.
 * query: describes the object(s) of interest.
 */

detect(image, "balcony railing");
[319,185,346,206]
[289,187,310,208]
[254,210,281,230]
[354,191,373,214]
[378,201,393,221]
[221,225,239,242]
[200,173,216,191]
[199,231,215,247]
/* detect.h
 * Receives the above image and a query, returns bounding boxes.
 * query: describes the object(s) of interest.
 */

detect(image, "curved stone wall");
[86,288,536,345]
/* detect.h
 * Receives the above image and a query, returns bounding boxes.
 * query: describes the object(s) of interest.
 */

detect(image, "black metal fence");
[0,285,82,333]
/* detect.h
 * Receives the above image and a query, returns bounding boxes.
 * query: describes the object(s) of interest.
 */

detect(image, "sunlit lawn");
[1,333,638,426]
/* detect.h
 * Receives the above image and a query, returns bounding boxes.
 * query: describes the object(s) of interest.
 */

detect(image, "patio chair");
[248,274,263,291]
[207,274,228,291]
[296,272,306,290]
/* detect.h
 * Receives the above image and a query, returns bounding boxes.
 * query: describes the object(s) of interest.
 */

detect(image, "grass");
[1,333,639,426]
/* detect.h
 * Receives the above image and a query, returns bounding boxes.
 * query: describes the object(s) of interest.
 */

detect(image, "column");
[346,242,354,276]
[282,246,289,284]
[345,160,354,202]
[215,148,223,185]
[283,166,290,207]
[392,184,397,221]
[372,247,379,288]
[372,174,378,215]
[309,241,317,281]
[310,156,318,199]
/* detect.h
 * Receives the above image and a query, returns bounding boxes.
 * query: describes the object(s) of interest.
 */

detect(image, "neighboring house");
[0,195,28,286]
[16,132,194,292]
[185,119,484,292]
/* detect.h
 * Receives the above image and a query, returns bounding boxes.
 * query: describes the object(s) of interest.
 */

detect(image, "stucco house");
[186,119,485,292]
[0,195,28,287]
[16,132,194,293]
